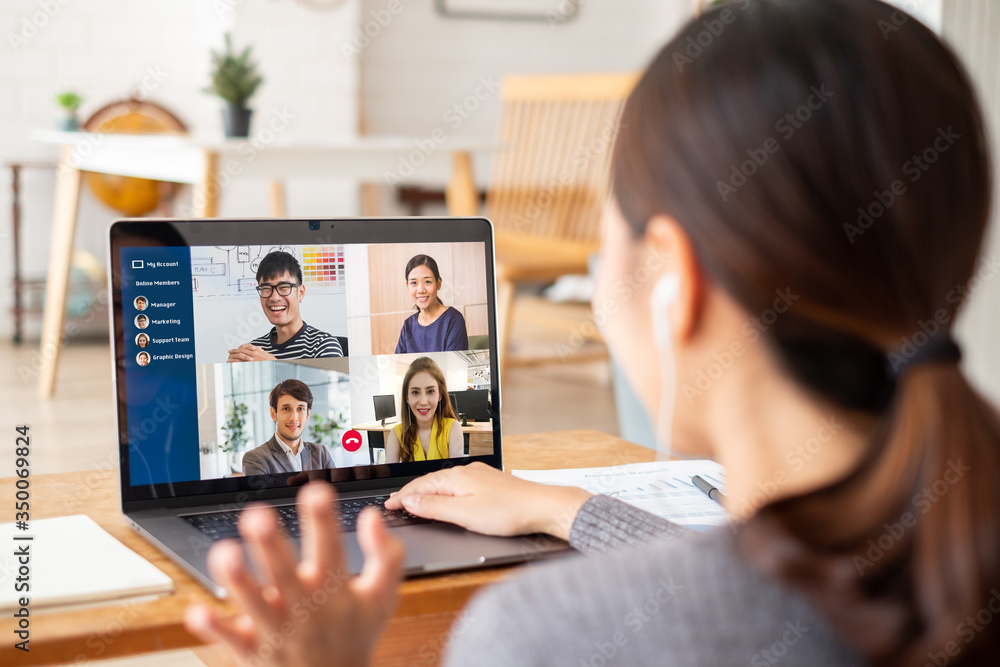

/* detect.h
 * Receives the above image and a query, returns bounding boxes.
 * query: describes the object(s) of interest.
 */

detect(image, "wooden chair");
[486,73,638,371]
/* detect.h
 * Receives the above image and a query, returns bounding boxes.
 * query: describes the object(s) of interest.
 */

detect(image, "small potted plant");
[220,401,250,473]
[55,91,82,131]
[310,411,345,450]
[204,33,263,138]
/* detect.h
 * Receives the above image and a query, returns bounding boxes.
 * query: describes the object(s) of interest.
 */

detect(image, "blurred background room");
[0,1,998,662]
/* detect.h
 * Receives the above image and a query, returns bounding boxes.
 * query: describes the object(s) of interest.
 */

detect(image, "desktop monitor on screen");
[450,389,491,422]
[374,394,396,426]
[460,389,491,422]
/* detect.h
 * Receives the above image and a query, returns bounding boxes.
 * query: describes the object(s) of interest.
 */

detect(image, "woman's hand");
[383,462,592,541]
[184,483,405,667]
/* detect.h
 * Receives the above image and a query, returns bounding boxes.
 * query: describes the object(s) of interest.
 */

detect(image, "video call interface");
[119,240,494,488]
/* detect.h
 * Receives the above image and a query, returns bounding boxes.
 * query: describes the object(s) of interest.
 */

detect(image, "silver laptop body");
[108,217,568,597]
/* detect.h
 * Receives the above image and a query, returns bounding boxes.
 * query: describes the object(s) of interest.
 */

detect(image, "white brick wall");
[943,0,1000,406]
[885,0,943,32]
[0,0,683,341]
[359,0,692,197]
[0,0,360,340]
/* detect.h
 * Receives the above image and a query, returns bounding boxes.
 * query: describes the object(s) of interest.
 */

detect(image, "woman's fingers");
[399,493,477,529]
[190,494,404,667]
[206,540,283,633]
[297,482,345,583]
[183,605,257,656]
[352,508,406,609]
[391,464,588,537]
[239,505,306,607]
[384,468,466,509]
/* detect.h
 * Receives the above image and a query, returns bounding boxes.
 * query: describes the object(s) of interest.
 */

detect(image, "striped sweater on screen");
[248,322,343,359]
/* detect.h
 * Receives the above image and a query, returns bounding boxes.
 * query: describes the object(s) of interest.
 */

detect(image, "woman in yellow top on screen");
[385,357,464,463]
[395,254,468,353]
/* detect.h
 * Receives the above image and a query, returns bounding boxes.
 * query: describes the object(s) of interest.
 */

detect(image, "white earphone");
[649,274,680,454]
[650,274,680,345]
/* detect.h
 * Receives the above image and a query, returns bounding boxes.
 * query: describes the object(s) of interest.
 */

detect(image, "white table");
[30,130,496,397]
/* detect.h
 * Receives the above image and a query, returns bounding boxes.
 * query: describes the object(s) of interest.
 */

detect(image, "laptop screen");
[110,218,501,504]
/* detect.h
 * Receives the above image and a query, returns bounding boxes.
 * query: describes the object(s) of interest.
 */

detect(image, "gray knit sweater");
[444,495,863,666]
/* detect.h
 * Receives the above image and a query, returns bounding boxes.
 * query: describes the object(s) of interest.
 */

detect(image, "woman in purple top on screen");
[395,254,468,353]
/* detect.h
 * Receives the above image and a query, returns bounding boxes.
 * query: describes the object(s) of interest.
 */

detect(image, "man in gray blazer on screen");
[242,379,335,476]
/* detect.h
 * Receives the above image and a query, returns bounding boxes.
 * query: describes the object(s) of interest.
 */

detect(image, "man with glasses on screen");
[226,251,343,362]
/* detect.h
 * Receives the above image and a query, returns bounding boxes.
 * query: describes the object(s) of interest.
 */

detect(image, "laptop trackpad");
[343,522,570,576]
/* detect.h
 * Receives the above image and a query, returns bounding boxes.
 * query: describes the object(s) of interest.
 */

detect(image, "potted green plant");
[55,91,82,131]
[311,411,345,452]
[204,33,264,138]
[220,401,250,473]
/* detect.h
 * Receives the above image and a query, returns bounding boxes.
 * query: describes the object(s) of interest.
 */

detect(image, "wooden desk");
[28,130,496,398]
[0,429,657,666]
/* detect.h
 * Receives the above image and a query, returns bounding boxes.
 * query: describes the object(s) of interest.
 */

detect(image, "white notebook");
[0,515,173,612]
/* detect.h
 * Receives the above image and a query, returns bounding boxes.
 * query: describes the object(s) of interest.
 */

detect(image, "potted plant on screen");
[204,33,263,138]
[221,401,250,474]
[55,91,82,131]
[311,411,345,451]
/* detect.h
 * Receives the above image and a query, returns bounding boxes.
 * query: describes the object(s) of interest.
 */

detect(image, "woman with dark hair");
[385,356,464,463]
[185,1,1000,664]
[395,254,469,353]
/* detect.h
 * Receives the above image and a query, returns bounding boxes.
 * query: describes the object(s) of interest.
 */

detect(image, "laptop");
[108,217,569,598]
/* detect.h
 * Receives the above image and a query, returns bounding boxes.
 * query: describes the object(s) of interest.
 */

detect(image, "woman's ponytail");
[741,358,1000,665]
[892,365,1000,665]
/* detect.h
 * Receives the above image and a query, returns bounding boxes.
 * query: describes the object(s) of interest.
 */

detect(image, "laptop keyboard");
[181,495,429,540]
